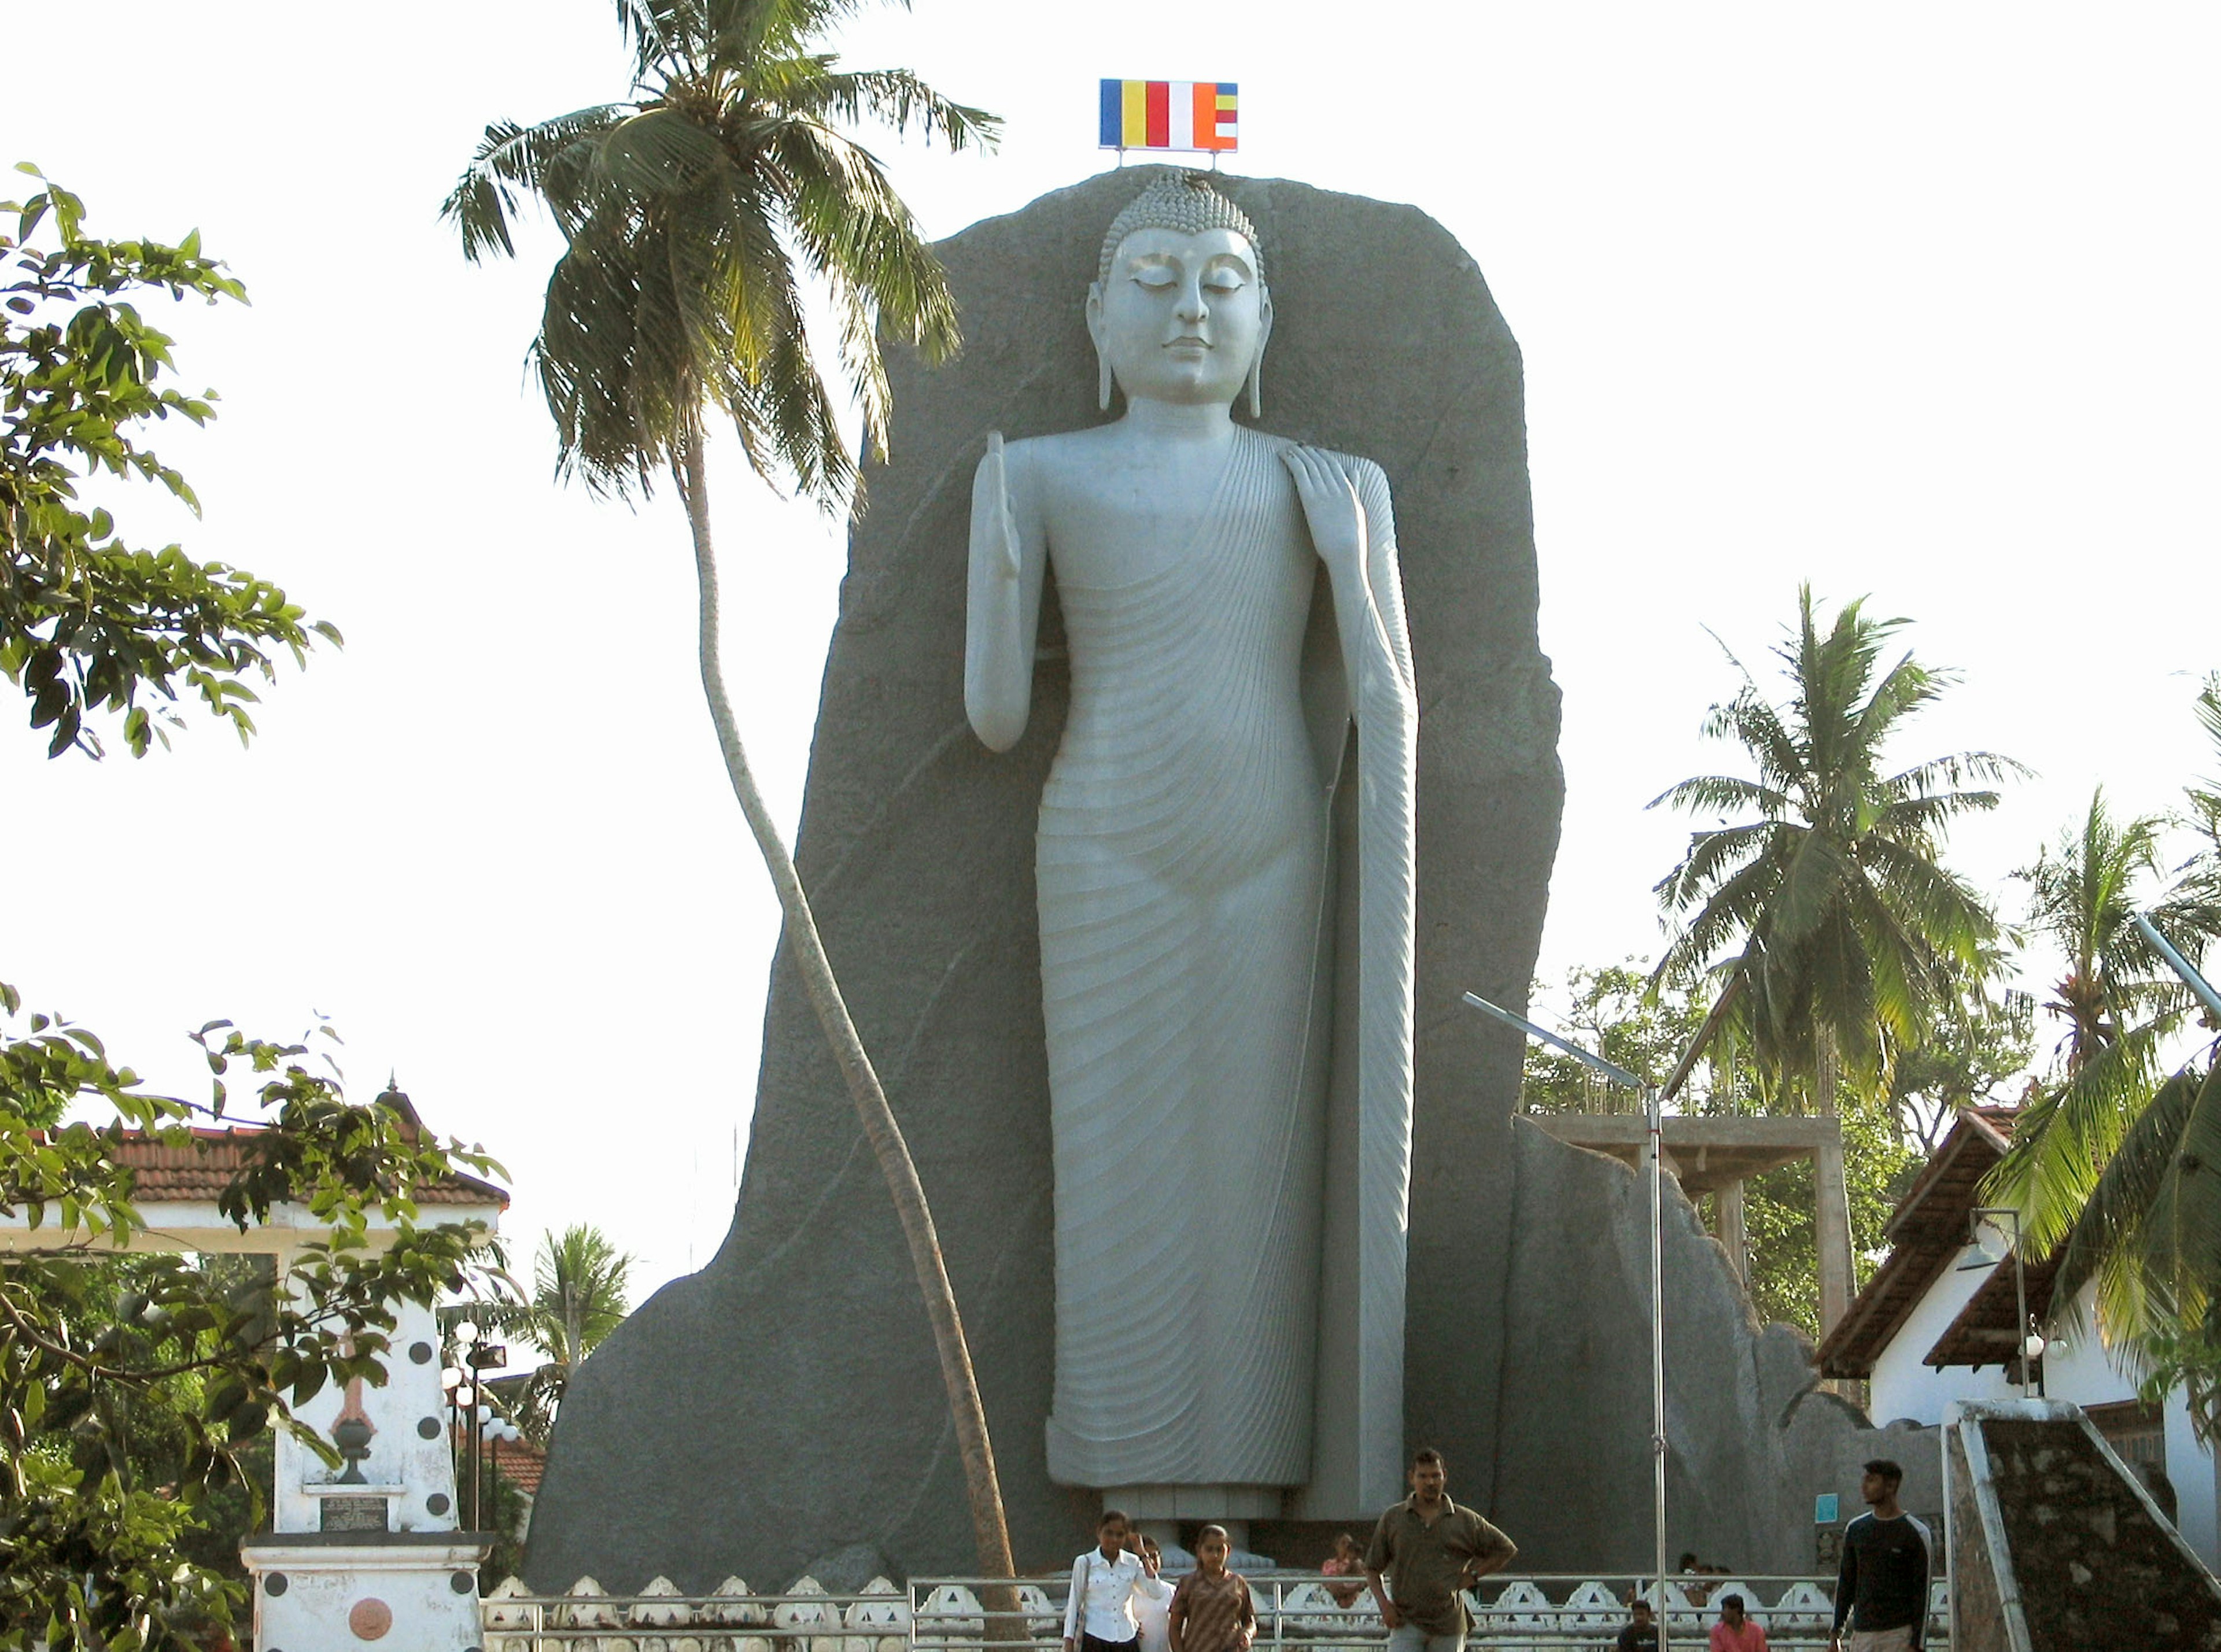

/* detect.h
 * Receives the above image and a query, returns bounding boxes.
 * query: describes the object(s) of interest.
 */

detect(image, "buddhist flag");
[1099,80,1239,153]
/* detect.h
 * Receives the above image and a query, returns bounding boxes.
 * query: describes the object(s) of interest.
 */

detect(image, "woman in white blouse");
[1064,1510,1145,1652]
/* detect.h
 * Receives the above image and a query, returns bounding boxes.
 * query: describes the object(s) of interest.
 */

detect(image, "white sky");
[5,3,2218,1304]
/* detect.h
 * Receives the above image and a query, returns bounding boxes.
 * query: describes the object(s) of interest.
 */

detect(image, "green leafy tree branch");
[0,990,508,1650]
[1,165,337,758]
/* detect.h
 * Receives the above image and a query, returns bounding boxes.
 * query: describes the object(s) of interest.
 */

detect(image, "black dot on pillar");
[409,1341,434,1363]
[427,1492,451,1516]
[418,1416,441,1439]
[451,1570,477,1593]
[264,1573,289,1596]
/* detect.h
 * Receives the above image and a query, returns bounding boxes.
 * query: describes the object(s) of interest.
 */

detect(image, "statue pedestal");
[1105,1484,1282,1521]
[1107,1484,1279,1557]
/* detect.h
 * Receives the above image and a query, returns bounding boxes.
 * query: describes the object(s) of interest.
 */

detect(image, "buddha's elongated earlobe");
[1087,280,1115,413]
[1247,295,1275,419]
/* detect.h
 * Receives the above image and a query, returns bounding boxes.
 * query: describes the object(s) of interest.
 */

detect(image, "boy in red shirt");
[1709,1595,1767,1652]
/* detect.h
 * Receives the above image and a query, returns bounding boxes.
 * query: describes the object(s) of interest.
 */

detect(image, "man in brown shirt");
[1364,1448,1518,1652]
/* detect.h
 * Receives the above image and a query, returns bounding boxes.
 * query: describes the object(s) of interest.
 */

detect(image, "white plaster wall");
[275,1297,462,1534]
[2163,1388,2219,1565]
[1870,1259,2219,1566]
[1868,1245,2027,1426]
[248,1540,482,1652]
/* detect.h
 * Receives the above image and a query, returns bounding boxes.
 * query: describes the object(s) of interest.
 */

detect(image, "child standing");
[1132,1535,1176,1652]
[1320,1533,1366,1609]
[1169,1527,1256,1652]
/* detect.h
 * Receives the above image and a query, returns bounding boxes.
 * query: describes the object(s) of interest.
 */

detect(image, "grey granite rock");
[798,1543,896,1595]
[1491,1118,1941,1574]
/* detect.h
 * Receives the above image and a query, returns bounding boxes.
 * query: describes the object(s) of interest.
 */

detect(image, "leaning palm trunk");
[678,434,1017,1589]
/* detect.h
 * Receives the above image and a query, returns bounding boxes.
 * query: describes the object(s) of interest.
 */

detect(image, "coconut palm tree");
[1651,586,2017,1111]
[1990,793,2221,1252]
[496,1225,639,1442]
[1987,681,2221,1405]
[525,1224,636,1373]
[2046,1059,2221,1410]
[440,0,1014,1576]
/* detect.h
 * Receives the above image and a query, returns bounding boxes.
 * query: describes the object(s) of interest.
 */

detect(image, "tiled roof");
[101,1126,508,1208]
[1812,1105,2019,1379]
[489,1434,548,1496]
[1924,1244,2060,1370]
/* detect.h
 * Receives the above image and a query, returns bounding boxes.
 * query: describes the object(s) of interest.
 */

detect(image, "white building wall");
[275,1296,462,1534]
[1869,1251,2218,1566]
[1868,1244,2022,1426]
[2163,1387,2219,1564]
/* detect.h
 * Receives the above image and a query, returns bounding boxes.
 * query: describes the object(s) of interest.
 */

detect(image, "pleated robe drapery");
[1036,427,1416,1501]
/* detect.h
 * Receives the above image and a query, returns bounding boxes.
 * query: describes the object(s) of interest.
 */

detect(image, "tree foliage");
[1519,962,1707,1116]
[1,168,336,758]
[0,995,505,1649]
[1651,585,2018,1102]
[1884,970,2034,1151]
[1990,678,2221,1409]
[1988,788,2220,1251]
[493,1222,636,1443]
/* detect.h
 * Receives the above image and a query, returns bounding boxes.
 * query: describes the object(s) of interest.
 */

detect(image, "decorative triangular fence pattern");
[478,1573,1937,1649]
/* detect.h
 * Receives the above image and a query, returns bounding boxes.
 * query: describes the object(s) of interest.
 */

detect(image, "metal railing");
[481,1572,1953,1651]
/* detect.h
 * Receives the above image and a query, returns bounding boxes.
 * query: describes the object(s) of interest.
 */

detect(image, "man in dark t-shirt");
[1830,1459,1931,1651]
[1614,1599,1659,1651]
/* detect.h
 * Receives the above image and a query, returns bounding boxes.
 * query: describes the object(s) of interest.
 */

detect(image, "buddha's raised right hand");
[984,431,1022,581]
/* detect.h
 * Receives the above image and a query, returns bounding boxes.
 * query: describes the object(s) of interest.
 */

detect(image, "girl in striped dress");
[1169,1527,1255,1652]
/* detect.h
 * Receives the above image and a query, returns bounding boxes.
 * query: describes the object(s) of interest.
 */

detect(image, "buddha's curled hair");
[1097,172,1263,287]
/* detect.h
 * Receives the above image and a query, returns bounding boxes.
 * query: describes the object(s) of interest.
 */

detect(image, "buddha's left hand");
[1281,446,1366,581]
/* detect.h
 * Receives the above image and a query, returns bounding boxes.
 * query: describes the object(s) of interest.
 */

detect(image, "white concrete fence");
[479,1573,1954,1650]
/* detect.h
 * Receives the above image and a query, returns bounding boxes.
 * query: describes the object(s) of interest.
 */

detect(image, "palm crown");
[1652,586,2018,1096]
[442,0,997,504]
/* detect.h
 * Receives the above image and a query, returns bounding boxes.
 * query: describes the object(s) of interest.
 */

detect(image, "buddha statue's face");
[1088,226,1270,409]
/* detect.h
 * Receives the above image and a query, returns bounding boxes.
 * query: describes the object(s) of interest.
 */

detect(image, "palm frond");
[1647,773,1793,818]
[2052,1065,2221,1341]
[780,63,1003,150]
[1884,751,2032,797]
[1990,1028,2170,1250]
[442,107,637,261]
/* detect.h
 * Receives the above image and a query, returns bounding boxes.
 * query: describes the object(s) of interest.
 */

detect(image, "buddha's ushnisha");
[966,173,1418,1502]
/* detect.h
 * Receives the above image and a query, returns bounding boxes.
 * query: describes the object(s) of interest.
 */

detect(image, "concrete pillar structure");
[1716,1180,1748,1284]
[1814,1131,1854,1335]
[1532,1113,1858,1333]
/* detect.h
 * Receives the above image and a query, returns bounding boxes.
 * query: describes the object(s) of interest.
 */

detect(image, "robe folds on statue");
[1038,425,1418,1493]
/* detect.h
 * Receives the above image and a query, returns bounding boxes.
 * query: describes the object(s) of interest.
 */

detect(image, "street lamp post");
[1463,992,1669,1645]
[1960,1208,2046,1399]
[453,1318,481,1529]
[2136,912,2221,1020]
